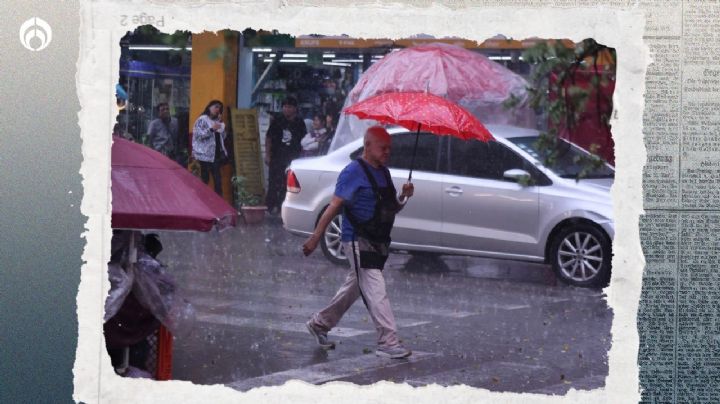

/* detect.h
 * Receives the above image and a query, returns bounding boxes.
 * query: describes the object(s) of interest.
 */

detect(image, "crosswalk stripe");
[191,295,432,326]
[227,351,436,391]
[185,284,526,317]
[195,312,430,337]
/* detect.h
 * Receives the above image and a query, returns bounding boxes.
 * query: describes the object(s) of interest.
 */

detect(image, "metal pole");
[408,123,421,183]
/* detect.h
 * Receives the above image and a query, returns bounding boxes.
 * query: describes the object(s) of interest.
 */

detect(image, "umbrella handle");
[408,124,421,183]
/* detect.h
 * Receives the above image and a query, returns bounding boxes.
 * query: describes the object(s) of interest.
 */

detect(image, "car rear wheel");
[550,224,611,288]
[320,213,349,266]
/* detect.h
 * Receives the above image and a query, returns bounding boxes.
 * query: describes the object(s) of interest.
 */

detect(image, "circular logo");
[19,17,52,52]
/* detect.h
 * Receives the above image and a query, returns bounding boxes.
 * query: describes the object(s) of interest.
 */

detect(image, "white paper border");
[75,2,648,402]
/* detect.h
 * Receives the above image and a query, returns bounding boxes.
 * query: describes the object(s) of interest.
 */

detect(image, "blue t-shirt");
[335,160,390,241]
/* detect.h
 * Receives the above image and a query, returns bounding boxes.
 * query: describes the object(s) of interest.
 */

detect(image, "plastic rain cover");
[330,42,535,151]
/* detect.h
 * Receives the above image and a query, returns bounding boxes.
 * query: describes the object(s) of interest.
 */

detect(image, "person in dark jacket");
[264,96,307,214]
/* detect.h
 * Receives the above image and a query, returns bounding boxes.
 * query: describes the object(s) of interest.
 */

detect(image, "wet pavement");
[155,218,612,395]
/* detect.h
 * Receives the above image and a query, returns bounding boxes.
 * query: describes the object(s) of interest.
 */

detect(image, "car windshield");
[507,136,615,179]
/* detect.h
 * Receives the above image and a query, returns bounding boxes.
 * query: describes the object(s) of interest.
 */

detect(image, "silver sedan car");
[282,125,614,288]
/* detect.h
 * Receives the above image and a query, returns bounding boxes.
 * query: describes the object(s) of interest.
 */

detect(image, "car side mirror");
[503,168,533,185]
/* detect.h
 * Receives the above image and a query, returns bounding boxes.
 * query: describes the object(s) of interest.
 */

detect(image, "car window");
[388,132,440,172]
[448,138,531,180]
[350,133,441,172]
[508,136,614,179]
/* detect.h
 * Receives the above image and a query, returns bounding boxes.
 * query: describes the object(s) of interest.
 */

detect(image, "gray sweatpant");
[312,241,400,348]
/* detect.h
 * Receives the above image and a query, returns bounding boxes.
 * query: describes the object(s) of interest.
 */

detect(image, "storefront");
[242,35,540,122]
[116,31,192,165]
[116,28,577,208]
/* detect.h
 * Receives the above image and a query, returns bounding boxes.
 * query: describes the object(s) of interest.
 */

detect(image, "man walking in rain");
[302,126,414,359]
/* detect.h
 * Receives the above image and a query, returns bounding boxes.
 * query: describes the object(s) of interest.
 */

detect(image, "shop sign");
[519,38,574,48]
[478,38,524,49]
[393,38,478,48]
[230,108,265,196]
[295,37,393,48]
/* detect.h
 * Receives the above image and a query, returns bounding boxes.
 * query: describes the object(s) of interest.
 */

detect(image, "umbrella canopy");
[344,92,493,182]
[111,136,237,231]
[332,42,532,150]
[349,43,528,109]
[344,92,493,141]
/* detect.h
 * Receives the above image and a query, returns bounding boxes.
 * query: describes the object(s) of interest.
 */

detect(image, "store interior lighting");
[128,45,192,51]
[332,59,363,63]
[252,48,272,52]
[323,61,351,67]
[322,54,336,58]
[283,53,308,58]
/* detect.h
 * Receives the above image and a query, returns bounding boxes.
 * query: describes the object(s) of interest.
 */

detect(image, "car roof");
[330,124,539,157]
[386,124,539,139]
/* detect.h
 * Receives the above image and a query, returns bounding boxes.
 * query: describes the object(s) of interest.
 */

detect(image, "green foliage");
[132,25,191,56]
[231,176,262,208]
[206,30,238,70]
[513,39,614,180]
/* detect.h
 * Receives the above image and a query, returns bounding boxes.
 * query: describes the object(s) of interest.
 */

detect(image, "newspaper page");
[639,1,720,403]
[71,0,717,403]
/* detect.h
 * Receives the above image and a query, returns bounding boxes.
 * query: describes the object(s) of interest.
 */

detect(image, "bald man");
[302,126,414,358]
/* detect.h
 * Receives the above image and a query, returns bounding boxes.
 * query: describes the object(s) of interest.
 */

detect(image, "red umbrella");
[111,136,237,231]
[344,92,493,181]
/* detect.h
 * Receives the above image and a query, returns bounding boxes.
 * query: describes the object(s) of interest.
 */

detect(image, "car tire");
[320,213,349,267]
[550,224,612,288]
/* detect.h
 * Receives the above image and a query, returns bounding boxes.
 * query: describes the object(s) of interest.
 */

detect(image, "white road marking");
[186,284,525,318]
[195,312,430,337]
[228,351,436,391]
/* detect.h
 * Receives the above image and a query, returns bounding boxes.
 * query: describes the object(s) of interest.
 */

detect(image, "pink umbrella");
[111,136,237,232]
[349,43,528,108]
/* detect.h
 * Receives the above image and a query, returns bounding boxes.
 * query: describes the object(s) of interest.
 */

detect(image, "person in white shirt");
[300,114,328,157]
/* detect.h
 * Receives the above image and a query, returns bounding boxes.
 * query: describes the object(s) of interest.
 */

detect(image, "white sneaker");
[306,320,335,349]
[375,345,411,359]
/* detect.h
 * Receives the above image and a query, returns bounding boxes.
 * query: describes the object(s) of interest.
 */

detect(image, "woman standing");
[192,100,228,196]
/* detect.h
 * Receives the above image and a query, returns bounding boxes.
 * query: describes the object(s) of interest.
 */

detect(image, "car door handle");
[445,186,463,195]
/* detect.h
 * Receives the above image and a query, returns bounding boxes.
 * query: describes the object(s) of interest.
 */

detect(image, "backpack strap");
[355,158,382,199]
[343,159,380,231]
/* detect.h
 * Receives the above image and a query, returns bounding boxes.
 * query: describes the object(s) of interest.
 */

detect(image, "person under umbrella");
[302,126,414,359]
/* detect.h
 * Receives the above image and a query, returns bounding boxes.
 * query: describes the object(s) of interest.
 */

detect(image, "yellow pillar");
[190,31,239,204]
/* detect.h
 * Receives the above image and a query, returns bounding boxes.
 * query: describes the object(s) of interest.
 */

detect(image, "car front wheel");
[320,213,349,266]
[550,224,611,288]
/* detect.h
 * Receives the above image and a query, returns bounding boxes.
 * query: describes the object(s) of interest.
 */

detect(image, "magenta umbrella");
[111,136,237,232]
[344,92,494,181]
